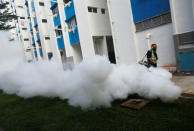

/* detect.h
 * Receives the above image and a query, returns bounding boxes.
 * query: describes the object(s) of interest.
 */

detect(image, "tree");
[0,1,17,30]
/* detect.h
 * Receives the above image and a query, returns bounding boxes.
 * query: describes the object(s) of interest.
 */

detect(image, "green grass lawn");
[0,91,194,131]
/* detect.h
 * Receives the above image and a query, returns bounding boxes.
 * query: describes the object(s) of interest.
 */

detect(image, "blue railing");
[64,0,75,21]
[27,9,30,17]
[68,26,80,45]
[30,23,33,31]
[36,33,40,41]
[34,17,38,27]
[34,50,38,58]
[32,37,35,45]
[53,12,61,27]
[31,1,35,11]
[39,48,43,57]
[57,35,65,49]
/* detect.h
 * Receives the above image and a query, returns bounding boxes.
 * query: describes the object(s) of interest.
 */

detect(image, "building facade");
[108,0,194,71]
[11,0,194,71]
[10,0,33,62]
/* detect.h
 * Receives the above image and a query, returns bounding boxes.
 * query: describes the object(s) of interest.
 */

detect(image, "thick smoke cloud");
[0,32,181,109]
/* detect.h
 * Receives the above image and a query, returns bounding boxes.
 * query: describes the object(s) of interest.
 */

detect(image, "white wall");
[74,0,96,59]
[87,0,112,36]
[170,0,194,34]
[72,44,83,64]
[107,0,138,65]
[44,0,63,65]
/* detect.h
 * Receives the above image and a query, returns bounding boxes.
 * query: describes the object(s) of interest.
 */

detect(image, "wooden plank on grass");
[121,99,150,110]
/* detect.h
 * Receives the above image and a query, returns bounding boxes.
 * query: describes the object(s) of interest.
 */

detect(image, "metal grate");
[135,12,172,32]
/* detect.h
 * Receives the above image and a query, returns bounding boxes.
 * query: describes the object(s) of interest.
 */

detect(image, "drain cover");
[121,99,150,110]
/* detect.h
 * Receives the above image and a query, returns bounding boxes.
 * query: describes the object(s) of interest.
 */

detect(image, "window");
[18,6,23,8]
[45,37,50,40]
[24,38,29,41]
[39,2,44,6]
[42,19,47,23]
[22,27,27,30]
[88,7,98,13]
[135,12,172,32]
[55,29,62,36]
[93,8,97,13]
[88,7,92,12]
[48,52,53,60]
[26,49,31,51]
[20,17,25,19]
[38,41,41,47]
[101,8,105,14]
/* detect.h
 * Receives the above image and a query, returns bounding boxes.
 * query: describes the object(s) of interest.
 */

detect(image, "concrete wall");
[34,0,52,60]
[74,0,96,59]
[87,0,112,36]
[170,0,194,34]
[107,0,138,65]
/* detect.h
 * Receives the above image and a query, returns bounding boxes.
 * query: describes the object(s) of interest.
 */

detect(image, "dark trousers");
[148,62,157,68]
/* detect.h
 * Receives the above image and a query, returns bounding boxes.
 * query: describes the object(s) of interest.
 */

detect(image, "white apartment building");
[10,0,33,61]
[12,0,194,72]
[50,0,115,67]
[25,0,63,63]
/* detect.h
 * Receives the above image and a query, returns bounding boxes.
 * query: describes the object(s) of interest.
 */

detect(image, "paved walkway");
[172,76,194,93]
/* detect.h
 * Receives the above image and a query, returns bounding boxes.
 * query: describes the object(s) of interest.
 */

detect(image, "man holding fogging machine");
[139,44,158,68]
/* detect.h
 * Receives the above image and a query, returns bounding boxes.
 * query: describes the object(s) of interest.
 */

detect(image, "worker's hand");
[149,58,152,62]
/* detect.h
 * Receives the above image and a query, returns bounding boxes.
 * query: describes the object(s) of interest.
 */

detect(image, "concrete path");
[172,76,194,93]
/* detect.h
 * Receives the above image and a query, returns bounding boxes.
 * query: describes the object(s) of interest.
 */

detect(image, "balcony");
[53,12,61,27]
[57,35,65,49]
[64,0,75,21]
[68,26,80,45]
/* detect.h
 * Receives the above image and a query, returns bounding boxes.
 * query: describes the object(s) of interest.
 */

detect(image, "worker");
[147,44,158,68]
